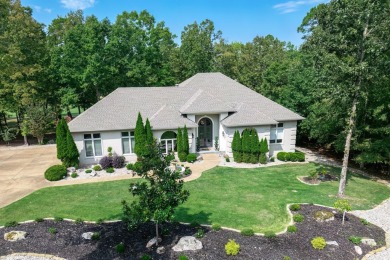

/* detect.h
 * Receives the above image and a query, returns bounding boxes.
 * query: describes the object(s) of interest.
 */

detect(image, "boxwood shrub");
[44,165,67,181]
[187,153,197,163]
[277,152,305,162]
[241,228,255,236]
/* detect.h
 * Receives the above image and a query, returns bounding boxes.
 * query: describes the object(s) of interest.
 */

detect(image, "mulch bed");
[0,205,385,260]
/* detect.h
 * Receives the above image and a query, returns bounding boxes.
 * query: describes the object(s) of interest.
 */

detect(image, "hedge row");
[276,152,305,162]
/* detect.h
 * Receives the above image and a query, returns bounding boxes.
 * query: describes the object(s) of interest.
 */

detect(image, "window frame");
[160,131,177,155]
[121,131,135,155]
[84,133,103,158]
[270,123,284,144]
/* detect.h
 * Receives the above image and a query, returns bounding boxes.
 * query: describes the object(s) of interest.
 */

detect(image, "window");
[121,131,135,154]
[160,131,177,154]
[84,133,102,157]
[270,123,284,144]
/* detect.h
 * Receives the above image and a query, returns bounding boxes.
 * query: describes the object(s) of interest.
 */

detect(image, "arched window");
[160,131,177,154]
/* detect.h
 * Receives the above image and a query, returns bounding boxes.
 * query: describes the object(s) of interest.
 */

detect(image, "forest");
[0,0,389,174]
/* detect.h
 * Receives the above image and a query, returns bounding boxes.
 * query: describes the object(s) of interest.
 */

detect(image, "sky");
[20,0,327,46]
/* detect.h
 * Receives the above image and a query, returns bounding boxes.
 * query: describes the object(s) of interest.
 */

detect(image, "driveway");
[0,145,61,208]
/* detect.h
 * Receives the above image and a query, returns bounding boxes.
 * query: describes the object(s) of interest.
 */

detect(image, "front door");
[198,118,213,147]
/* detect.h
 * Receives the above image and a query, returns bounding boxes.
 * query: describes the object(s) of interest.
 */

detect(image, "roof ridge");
[179,89,203,112]
[150,104,167,120]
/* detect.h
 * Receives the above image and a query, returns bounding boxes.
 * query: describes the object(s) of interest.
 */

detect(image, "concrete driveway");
[0,145,61,208]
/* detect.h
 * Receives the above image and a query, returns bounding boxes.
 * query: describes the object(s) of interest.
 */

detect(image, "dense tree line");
[0,0,389,174]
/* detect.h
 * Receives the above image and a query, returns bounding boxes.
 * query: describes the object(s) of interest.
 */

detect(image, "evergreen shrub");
[44,165,67,181]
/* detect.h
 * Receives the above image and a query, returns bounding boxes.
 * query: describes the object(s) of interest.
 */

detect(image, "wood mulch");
[0,205,385,260]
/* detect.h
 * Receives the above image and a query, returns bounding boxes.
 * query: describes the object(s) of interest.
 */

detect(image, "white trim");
[121,131,135,155]
[84,133,103,158]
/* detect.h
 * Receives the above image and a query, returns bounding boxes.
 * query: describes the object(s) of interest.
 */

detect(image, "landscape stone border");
[0,252,66,260]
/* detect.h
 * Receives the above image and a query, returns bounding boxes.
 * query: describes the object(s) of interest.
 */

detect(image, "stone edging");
[296,176,321,186]
[0,252,65,260]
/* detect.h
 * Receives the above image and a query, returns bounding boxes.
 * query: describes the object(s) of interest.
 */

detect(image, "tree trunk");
[78,106,81,115]
[155,222,159,246]
[23,135,29,146]
[0,113,3,132]
[342,210,346,225]
[338,94,358,197]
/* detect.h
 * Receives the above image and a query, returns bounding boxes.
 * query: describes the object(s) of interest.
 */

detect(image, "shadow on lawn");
[173,207,212,225]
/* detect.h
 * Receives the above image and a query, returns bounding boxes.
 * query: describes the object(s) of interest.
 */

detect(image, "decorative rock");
[146,237,162,248]
[90,171,97,177]
[361,238,377,247]
[197,155,203,161]
[67,167,76,172]
[4,231,27,242]
[81,232,94,240]
[326,241,339,246]
[157,246,165,254]
[172,236,203,252]
[354,245,362,255]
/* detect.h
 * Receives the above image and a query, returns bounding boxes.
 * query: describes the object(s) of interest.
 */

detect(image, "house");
[68,73,304,165]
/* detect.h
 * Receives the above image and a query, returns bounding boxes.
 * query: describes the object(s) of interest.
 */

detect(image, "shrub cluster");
[44,165,67,181]
[187,153,197,163]
[311,236,326,250]
[277,152,305,162]
[232,129,269,164]
[241,228,254,236]
[225,239,240,256]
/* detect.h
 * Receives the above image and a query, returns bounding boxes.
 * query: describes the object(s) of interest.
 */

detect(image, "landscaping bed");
[0,205,385,260]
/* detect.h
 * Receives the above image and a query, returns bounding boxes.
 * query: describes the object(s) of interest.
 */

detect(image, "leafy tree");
[122,140,189,245]
[64,128,79,167]
[0,127,18,145]
[145,118,153,146]
[182,125,189,155]
[299,0,390,195]
[333,199,351,225]
[134,112,146,158]
[56,118,68,161]
[25,105,55,144]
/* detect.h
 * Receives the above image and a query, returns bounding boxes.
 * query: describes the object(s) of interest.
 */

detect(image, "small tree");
[64,130,79,167]
[122,140,190,246]
[21,121,29,145]
[214,136,219,151]
[334,199,352,225]
[56,119,67,161]
[183,125,189,154]
[134,112,146,158]
[25,105,55,144]
[1,127,18,145]
[145,118,153,146]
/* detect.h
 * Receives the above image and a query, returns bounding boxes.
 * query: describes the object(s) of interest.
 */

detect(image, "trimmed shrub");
[133,161,143,173]
[93,165,102,171]
[277,152,305,162]
[287,225,297,233]
[44,165,67,181]
[71,172,78,178]
[99,156,112,169]
[85,169,92,173]
[183,125,189,154]
[184,167,192,176]
[225,157,230,162]
[134,112,146,158]
[289,204,301,211]
[284,256,291,260]
[179,255,189,260]
[259,153,267,164]
[116,242,125,253]
[106,167,115,173]
[311,236,326,250]
[187,153,197,163]
[277,152,289,161]
[195,228,204,238]
[225,239,240,256]
[264,231,276,238]
[270,157,275,162]
[295,152,305,162]
[293,214,304,222]
[348,236,362,245]
[126,163,133,170]
[178,152,187,162]
[112,154,125,168]
[212,223,221,231]
[241,228,254,236]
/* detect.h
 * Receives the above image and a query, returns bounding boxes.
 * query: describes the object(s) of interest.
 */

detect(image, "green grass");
[0,163,388,232]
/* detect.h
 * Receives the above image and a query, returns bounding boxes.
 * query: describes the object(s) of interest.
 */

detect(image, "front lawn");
[0,163,389,232]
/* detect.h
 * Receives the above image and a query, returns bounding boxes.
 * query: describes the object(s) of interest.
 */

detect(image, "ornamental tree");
[122,140,190,246]
[249,129,260,164]
[56,118,67,161]
[334,199,352,225]
[145,118,153,146]
[64,129,79,167]
[134,112,146,158]
[183,125,189,155]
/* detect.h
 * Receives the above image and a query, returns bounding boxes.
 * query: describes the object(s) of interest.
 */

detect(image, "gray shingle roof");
[69,72,304,132]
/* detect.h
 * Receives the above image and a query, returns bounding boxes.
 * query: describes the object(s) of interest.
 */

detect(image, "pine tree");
[145,118,153,146]
[183,125,189,155]
[56,118,67,161]
[134,112,146,158]
[65,129,79,167]
[260,138,269,154]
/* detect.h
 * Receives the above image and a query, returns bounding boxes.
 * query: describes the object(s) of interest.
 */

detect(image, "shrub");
[44,165,67,181]
[225,239,240,256]
[309,171,318,180]
[290,153,298,162]
[141,255,151,260]
[112,154,125,168]
[184,167,192,176]
[226,157,230,162]
[75,218,84,224]
[264,231,276,238]
[361,218,370,225]
[241,228,254,236]
[311,236,326,250]
[93,165,102,171]
[212,223,221,231]
[259,153,267,164]
[106,167,115,173]
[277,152,288,161]
[284,256,291,260]
[116,242,125,253]
[4,221,18,227]
[287,225,297,233]
[54,217,63,222]
[126,163,133,170]
[71,172,78,178]
[166,153,175,163]
[187,153,197,163]
[179,255,188,260]
[293,214,304,222]
[85,169,92,173]
[133,161,143,173]
[195,228,204,238]
[289,204,301,211]
[91,232,100,240]
[107,146,113,157]
[35,217,44,222]
[179,152,187,162]
[48,227,57,235]
[99,156,112,169]
[270,157,275,162]
[295,152,305,162]
[348,236,362,245]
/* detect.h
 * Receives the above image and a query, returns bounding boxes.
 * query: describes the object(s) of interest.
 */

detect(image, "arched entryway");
[198,117,213,148]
